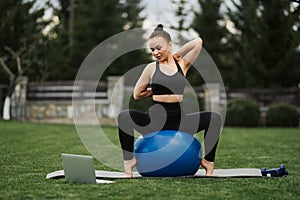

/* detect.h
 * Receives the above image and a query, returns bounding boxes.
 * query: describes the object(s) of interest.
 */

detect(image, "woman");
[118,24,221,177]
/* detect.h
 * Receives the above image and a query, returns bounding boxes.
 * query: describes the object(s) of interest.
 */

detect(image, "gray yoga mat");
[46,168,265,179]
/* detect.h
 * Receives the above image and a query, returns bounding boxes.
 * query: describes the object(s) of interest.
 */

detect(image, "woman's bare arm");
[173,37,203,73]
[133,63,154,100]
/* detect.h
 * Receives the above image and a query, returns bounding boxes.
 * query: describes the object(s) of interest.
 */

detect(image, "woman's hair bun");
[149,24,171,42]
[154,24,164,31]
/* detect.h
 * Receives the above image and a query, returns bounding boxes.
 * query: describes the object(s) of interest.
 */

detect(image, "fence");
[227,87,300,107]
[1,79,299,125]
[24,77,123,124]
[27,81,107,101]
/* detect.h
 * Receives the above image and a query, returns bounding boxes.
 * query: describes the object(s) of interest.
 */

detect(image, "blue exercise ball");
[133,130,202,177]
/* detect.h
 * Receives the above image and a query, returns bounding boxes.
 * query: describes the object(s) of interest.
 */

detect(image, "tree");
[226,0,261,87]
[0,1,48,83]
[105,0,151,78]
[227,0,300,87]
[0,0,48,119]
[48,0,149,80]
[171,0,190,43]
[258,0,300,87]
[45,0,73,80]
[71,0,124,73]
[191,0,229,85]
[120,0,145,29]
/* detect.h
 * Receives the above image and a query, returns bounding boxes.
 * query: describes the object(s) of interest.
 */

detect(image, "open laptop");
[61,153,113,184]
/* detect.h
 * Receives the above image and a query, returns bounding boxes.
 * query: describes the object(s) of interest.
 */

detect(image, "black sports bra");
[151,61,186,95]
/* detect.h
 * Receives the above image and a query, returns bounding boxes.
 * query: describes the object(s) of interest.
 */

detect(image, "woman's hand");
[133,87,153,100]
[173,37,203,70]
[172,53,180,62]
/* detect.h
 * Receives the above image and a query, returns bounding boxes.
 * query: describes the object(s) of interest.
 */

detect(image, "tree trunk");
[3,96,11,120]
[2,76,17,120]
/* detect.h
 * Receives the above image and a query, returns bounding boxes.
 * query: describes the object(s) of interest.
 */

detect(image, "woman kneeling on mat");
[118,24,222,177]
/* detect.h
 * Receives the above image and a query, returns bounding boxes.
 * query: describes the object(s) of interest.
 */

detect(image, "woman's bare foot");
[201,159,214,176]
[123,157,137,177]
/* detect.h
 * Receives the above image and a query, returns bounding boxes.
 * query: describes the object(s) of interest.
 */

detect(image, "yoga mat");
[46,168,271,179]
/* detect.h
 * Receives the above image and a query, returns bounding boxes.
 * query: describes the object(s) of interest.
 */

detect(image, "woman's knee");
[118,110,130,125]
[210,112,222,125]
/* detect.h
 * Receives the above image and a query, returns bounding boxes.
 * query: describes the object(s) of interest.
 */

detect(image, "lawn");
[0,120,299,199]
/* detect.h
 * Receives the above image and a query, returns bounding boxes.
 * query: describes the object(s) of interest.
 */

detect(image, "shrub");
[266,103,299,127]
[225,98,260,127]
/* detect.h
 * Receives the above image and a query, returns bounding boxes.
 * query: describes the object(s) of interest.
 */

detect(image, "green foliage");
[225,98,260,127]
[1,0,299,87]
[226,0,261,87]
[266,103,299,127]
[192,0,229,85]
[258,1,300,87]
[227,0,300,87]
[0,0,49,83]
[99,0,150,78]
[47,0,148,81]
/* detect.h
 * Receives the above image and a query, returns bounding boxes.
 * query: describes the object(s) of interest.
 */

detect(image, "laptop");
[61,153,113,184]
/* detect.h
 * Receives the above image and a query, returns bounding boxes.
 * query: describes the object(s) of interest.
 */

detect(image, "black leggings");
[118,101,221,162]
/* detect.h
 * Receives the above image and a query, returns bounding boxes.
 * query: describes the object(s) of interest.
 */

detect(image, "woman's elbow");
[133,93,139,100]
[133,91,143,100]
[196,37,203,47]
[133,89,152,100]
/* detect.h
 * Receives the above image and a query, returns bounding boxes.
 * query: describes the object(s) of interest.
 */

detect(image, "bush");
[266,103,299,127]
[225,98,260,127]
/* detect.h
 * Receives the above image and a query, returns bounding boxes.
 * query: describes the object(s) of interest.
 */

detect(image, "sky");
[28,0,239,40]
[141,0,200,28]
[140,0,235,28]
[31,0,229,39]
[31,0,200,26]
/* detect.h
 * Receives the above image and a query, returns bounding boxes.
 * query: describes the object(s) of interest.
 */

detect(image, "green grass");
[0,120,299,200]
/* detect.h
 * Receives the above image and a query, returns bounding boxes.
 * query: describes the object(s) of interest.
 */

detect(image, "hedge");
[266,103,299,127]
[225,98,260,127]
